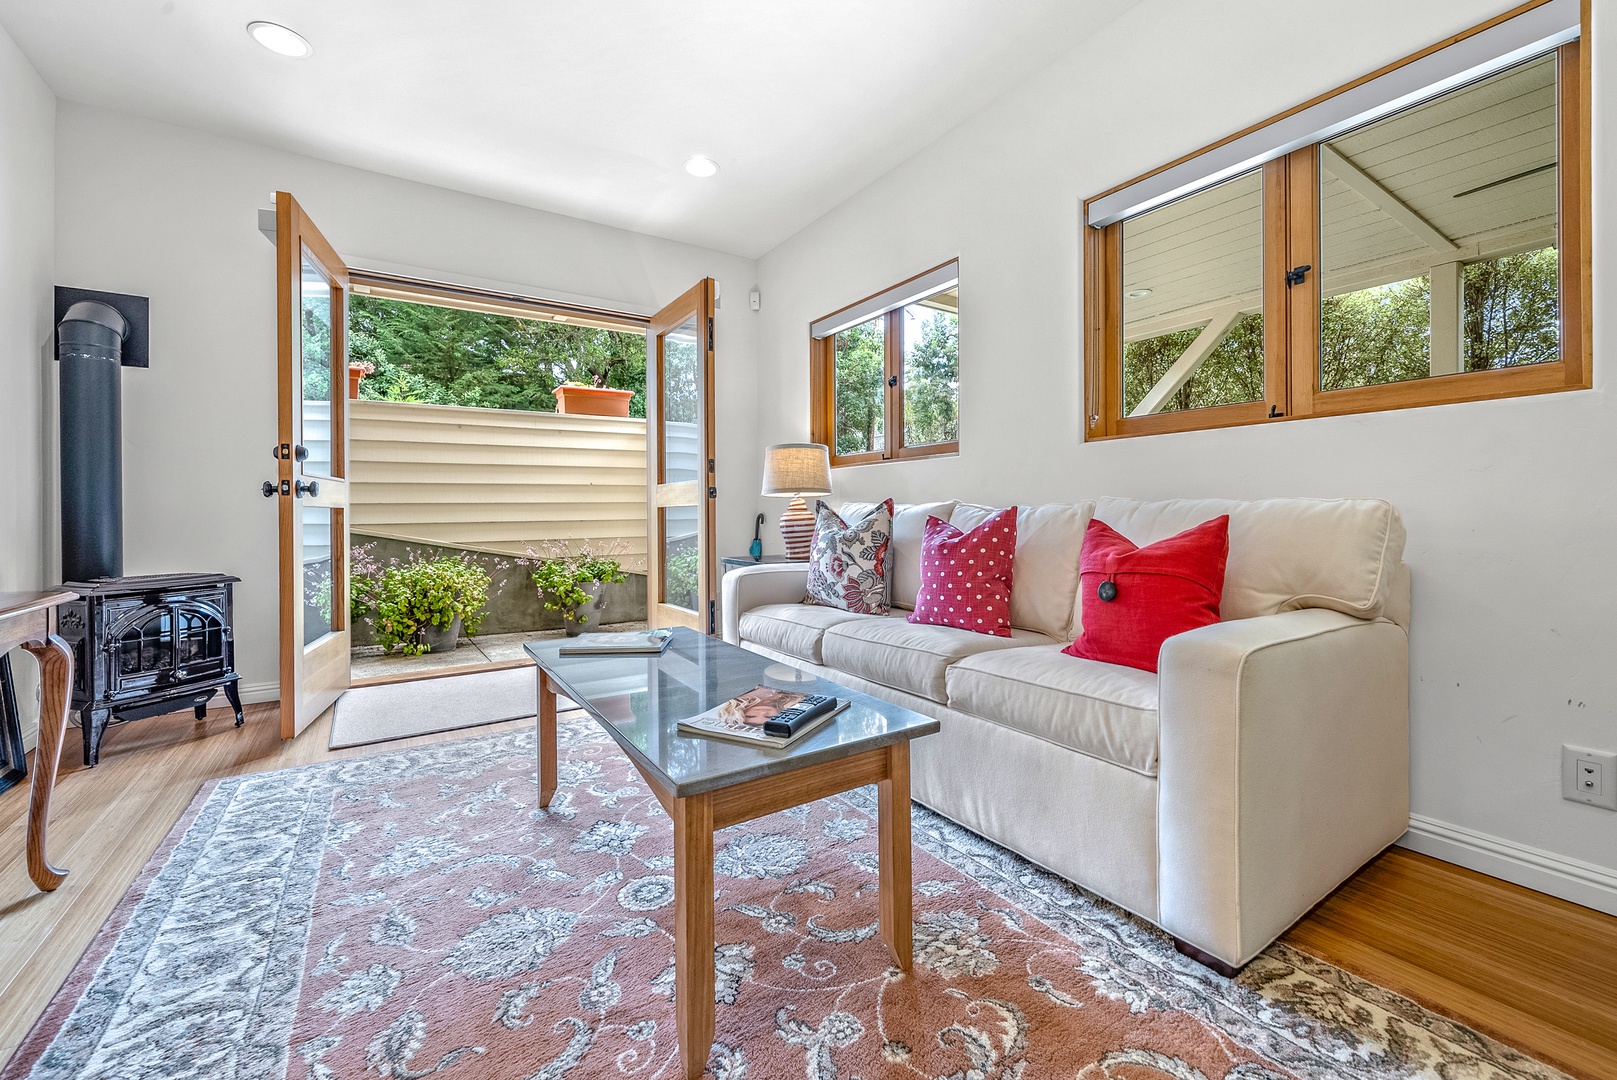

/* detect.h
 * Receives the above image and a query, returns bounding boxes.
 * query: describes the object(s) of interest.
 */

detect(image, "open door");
[646,280,717,632]
[274,192,352,738]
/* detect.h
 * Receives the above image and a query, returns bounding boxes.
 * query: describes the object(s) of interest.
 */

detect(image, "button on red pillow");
[908,507,1017,637]
[1063,515,1229,672]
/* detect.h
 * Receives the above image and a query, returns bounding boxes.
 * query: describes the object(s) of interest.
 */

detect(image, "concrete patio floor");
[352,622,649,682]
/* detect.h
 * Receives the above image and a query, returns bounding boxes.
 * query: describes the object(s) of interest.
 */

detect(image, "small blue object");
[749,537,763,561]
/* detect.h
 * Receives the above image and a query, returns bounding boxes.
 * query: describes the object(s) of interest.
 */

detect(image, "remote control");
[763,695,837,737]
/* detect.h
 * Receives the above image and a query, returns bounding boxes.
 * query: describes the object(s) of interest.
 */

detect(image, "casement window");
[1083,0,1589,440]
[810,261,960,466]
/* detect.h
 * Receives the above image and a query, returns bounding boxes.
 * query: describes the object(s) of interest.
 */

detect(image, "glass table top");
[524,627,939,798]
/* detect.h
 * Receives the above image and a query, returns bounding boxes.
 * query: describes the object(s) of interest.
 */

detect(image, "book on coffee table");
[677,684,849,748]
[557,629,673,656]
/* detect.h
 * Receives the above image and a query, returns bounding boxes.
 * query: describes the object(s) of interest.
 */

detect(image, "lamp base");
[779,497,816,560]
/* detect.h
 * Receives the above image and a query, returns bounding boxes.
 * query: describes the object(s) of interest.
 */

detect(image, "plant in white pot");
[530,543,628,635]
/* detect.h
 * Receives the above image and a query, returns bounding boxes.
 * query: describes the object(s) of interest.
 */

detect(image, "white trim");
[238,681,280,706]
[1086,0,1579,227]
[810,261,960,339]
[1399,812,1617,916]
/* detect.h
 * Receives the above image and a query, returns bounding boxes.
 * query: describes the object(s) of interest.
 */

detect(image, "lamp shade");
[761,443,832,497]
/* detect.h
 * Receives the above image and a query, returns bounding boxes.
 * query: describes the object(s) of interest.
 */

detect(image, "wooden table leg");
[22,635,72,892]
[877,740,912,970]
[672,791,714,1080]
[537,670,557,809]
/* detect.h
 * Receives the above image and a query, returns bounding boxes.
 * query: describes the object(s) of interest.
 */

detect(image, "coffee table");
[524,627,939,1079]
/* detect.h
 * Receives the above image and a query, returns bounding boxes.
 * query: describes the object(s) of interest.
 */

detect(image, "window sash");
[1083,27,1588,442]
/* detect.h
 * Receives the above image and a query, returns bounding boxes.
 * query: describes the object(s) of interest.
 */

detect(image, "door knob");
[261,481,276,498]
[295,479,320,498]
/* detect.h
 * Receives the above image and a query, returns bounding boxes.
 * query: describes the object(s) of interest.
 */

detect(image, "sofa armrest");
[1157,608,1409,967]
[721,564,810,644]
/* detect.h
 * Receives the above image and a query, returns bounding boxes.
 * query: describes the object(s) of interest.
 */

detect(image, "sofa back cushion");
[839,500,957,609]
[1089,497,1406,625]
[951,502,1093,639]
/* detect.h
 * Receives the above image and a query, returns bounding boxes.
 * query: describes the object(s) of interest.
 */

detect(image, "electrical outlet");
[1562,744,1617,810]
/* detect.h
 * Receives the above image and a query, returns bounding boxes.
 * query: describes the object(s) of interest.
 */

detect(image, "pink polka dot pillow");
[907,507,1018,636]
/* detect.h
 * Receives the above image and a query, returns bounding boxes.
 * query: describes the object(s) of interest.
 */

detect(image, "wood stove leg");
[224,679,244,726]
[22,635,72,891]
[82,705,110,768]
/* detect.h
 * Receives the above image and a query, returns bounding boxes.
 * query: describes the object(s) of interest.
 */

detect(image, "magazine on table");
[676,685,849,748]
[557,629,673,656]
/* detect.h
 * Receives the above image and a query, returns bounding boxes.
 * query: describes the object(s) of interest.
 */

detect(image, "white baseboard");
[238,681,278,706]
[1399,813,1617,916]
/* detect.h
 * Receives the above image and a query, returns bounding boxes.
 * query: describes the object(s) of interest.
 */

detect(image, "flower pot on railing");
[348,362,374,399]
[554,385,633,417]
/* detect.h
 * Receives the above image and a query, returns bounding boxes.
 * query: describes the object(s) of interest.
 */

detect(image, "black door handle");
[261,481,276,498]
[294,479,320,498]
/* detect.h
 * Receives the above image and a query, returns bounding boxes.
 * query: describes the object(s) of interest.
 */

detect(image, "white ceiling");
[0,1,1139,258]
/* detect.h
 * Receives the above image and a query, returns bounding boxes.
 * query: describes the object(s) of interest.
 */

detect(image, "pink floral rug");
[4,716,1567,1080]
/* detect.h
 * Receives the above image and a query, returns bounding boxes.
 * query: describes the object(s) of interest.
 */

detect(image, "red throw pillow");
[908,507,1017,637]
[1063,515,1229,673]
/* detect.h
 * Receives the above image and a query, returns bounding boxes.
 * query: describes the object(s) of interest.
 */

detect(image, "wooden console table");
[0,591,77,891]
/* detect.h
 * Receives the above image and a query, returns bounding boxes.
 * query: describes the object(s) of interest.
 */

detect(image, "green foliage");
[1125,246,1559,408]
[903,308,958,446]
[1124,313,1265,414]
[663,546,699,611]
[533,551,627,626]
[349,295,647,416]
[351,555,491,656]
[833,320,884,456]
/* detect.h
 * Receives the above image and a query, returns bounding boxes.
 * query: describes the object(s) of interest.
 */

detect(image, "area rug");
[4,718,1568,1080]
[330,666,576,749]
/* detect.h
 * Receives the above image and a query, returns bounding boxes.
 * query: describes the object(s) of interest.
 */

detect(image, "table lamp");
[761,443,832,560]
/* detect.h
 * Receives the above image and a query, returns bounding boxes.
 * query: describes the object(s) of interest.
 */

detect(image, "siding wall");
[346,399,679,573]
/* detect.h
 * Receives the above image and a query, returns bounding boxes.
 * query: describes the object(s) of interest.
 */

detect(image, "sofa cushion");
[842,500,958,609]
[946,645,1159,775]
[1090,497,1406,625]
[805,499,894,613]
[951,502,1093,639]
[737,604,873,664]
[910,507,1017,636]
[822,614,1054,703]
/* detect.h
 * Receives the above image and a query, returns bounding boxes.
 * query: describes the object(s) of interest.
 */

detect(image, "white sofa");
[722,497,1410,970]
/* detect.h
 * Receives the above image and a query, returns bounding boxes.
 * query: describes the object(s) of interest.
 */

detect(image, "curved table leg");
[22,635,72,891]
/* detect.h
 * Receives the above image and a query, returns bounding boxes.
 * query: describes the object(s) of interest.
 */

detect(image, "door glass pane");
[1320,54,1558,391]
[901,290,958,447]
[833,315,884,455]
[300,255,336,477]
[661,504,699,613]
[302,505,334,645]
[661,315,700,484]
[1120,169,1265,416]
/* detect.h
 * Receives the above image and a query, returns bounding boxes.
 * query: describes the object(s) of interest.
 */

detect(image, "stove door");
[272,192,352,739]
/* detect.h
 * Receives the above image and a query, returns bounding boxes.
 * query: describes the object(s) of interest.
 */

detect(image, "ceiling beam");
[1322,144,1459,257]
[1129,306,1245,417]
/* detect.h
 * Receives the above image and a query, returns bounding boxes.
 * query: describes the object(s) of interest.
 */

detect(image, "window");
[811,262,959,465]
[1084,0,1589,440]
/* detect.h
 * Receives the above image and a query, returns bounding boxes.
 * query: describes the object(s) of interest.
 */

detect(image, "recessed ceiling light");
[1126,288,1153,299]
[247,21,312,58]
[684,156,719,178]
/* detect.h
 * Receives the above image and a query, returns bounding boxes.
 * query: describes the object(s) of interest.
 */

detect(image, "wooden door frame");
[275,191,353,738]
[645,279,717,632]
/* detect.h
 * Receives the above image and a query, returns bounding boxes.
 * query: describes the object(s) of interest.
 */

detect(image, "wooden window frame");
[811,263,961,467]
[1082,0,1591,442]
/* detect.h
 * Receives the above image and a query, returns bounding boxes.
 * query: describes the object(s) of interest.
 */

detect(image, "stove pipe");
[57,300,128,582]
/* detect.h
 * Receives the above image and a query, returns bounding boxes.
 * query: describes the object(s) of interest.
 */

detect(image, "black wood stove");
[53,292,247,767]
[58,574,244,767]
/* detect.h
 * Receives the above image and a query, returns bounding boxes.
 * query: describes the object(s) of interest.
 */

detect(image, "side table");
[719,554,802,574]
[0,590,77,892]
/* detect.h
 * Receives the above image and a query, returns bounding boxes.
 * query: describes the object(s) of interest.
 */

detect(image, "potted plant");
[530,544,628,634]
[553,381,635,417]
[351,553,491,656]
[348,360,375,399]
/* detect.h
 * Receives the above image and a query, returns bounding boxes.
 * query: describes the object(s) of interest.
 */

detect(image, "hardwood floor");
[1,702,1614,1078]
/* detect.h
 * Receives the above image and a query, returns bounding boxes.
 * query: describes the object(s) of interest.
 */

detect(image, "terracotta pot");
[554,385,633,417]
[348,366,365,399]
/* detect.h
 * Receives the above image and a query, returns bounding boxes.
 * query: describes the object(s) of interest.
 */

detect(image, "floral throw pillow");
[803,499,894,614]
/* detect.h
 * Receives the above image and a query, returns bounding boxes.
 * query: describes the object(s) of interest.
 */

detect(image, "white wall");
[0,23,54,740]
[54,103,760,701]
[753,0,1617,907]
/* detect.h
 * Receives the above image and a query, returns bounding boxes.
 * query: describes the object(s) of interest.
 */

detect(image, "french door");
[273,192,352,737]
[646,280,717,632]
